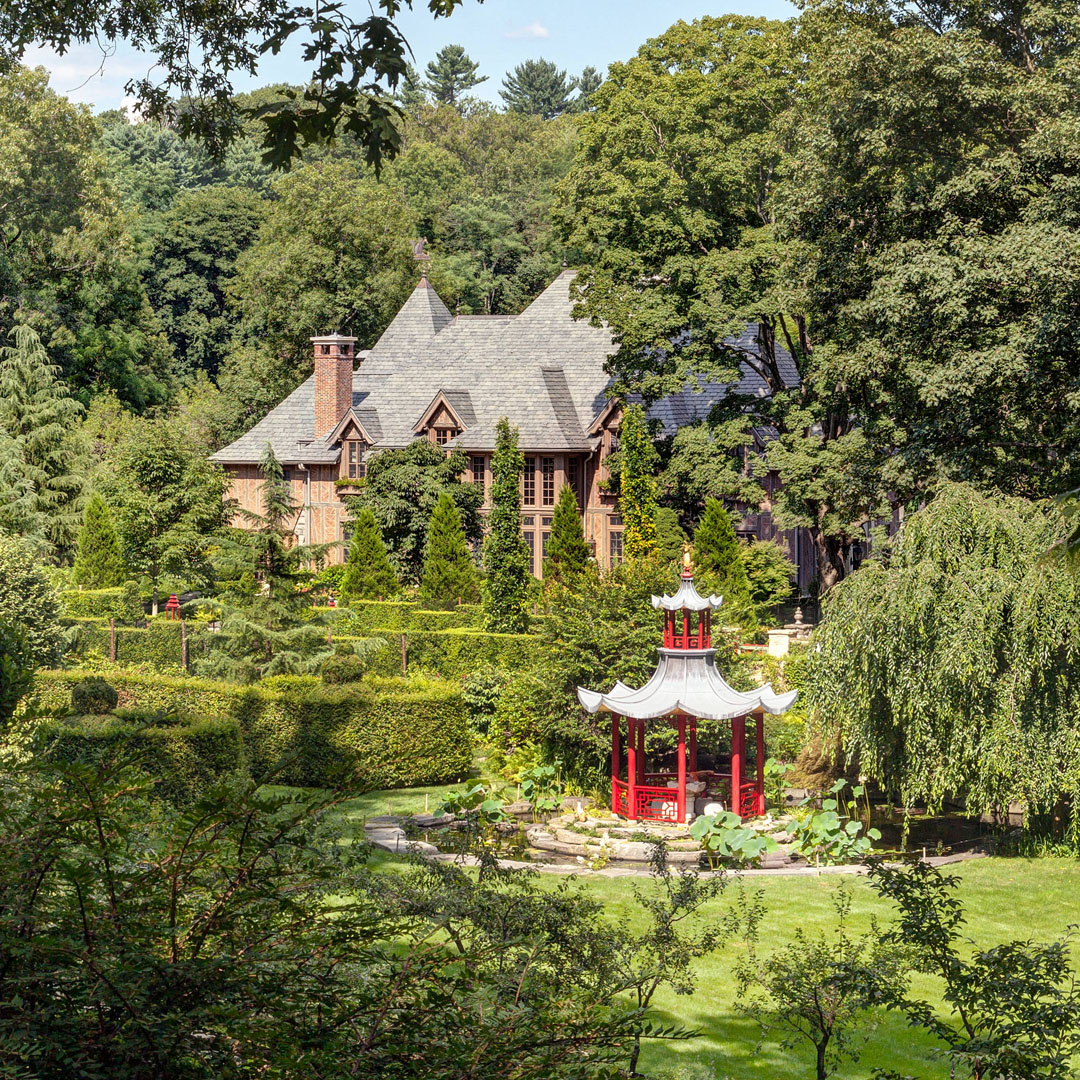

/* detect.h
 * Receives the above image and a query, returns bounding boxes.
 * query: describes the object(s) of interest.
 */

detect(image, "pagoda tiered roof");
[650,575,723,612]
[576,648,797,721]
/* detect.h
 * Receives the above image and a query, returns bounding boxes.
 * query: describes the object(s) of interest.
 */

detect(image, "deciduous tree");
[0,533,64,668]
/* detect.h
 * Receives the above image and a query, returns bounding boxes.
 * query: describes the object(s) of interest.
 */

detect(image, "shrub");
[0,534,64,667]
[0,619,33,727]
[72,677,118,716]
[33,669,472,790]
[40,714,244,805]
[322,653,367,684]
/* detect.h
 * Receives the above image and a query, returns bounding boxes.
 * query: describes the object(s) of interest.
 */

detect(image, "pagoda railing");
[612,777,629,817]
[633,784,679,823]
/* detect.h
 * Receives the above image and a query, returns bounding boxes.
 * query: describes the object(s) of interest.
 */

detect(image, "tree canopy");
[808,484,1080,830]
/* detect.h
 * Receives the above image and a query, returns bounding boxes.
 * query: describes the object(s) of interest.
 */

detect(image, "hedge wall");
[66,618,194,670]
[31,669,472,790]
[59,588,131,619]
[324,601,485,635]
[39,714,244,805]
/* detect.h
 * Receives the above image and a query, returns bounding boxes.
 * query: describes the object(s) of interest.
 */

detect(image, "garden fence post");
[181,618,188,671]
[401,634,407,675]
[109,618,116,662]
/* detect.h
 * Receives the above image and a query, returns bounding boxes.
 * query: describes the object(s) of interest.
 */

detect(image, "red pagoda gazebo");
[577,553,797,824]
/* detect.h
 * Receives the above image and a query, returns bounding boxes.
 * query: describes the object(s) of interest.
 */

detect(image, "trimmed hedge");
[40,714,244,805]
[59,588,140,620]
[324,601,484,635]
[67,618,193,670]
[398,628,536,678]
[30,669,472,790]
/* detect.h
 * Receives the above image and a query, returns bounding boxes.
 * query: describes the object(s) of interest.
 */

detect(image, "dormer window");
[345,439,365,478]
[434,427,458,447]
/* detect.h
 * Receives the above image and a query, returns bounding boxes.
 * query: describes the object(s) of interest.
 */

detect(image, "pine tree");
[693,498,755,628]
[423,45,486,105]
[0,325,86,556]
[543,484,590,584]
[202,444,336,683]
[573,66,602,112]
[72,493,125,587]
[419,491,481,609]
[500,58,577,119]
[340,509,399,601]
[618,404,658,560]
[397,63,427,109]
[483,418,532,633]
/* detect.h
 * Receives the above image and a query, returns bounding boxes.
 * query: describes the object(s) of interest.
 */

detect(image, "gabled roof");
[412,390,473,434]
[212,271,800,465]
[326,408,380,445]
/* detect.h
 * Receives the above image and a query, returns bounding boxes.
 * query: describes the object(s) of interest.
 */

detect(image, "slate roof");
[213,271,799,465]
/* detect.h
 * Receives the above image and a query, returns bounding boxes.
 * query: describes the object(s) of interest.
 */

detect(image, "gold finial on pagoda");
[682,542,693,571]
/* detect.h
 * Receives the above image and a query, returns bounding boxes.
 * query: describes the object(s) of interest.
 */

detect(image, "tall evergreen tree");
[419,491,480,609]
[202,445,333,683]
[0,325,86,556]
[693,498,754,628]
[71,493,125,588]
[423,45,487,105]
[483,418,532,633]
[618,404,658,560]
[543,484,590,584]
[340,509,398,601]
[500,58,577,119]
[572,66,602,112]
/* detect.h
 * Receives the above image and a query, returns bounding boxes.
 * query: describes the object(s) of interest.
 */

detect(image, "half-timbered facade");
[213,268,804,577]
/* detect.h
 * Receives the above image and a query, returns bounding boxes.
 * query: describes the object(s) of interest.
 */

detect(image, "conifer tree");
[423,45,486,105]
[483,418,532,633]
[340,509,399,601]
[419,491,480,609]
[693,498,755,628]
[543,484,590,584]
[71,493,125,588]
[202,445,336,683]
[0,325,86,556]
[618,404,658,560]
[500,58,576,119]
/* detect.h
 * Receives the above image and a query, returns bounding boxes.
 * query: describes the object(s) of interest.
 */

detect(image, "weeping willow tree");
[808,483,1080,840]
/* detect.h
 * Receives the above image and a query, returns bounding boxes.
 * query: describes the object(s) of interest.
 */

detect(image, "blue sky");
[23,0,797,113]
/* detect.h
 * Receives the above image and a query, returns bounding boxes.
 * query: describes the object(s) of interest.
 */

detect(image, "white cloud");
[504,21,550,40]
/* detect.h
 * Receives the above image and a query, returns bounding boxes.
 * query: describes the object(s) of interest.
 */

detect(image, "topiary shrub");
[72,677,119,716]
[321,653,367,685]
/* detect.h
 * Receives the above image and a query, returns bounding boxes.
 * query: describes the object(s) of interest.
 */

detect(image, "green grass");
[305,776,1080,1078]
[557,858,1080,1080]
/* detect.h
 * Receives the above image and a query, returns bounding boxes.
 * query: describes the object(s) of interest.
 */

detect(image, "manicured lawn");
[315,778,1080,1078]
[564,857,1080,1079]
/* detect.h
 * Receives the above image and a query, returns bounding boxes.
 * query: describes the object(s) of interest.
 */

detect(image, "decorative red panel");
[612,778,629,817]
[633,784,679,823]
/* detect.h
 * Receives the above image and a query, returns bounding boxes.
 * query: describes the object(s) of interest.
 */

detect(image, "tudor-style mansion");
[213,267,809,581]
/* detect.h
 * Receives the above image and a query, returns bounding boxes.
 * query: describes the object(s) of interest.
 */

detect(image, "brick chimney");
[311,334,357,438]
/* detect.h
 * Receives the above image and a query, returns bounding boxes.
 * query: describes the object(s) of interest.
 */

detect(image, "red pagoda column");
[627,718,638,820]
[689,717,698,774]
[731,714,745,819]
[676,714,687,824]
[636,719,645,784]
[611,714,621,815]
[755,709,766,817]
